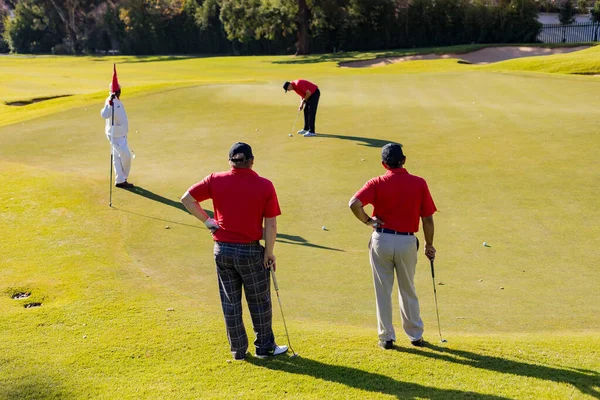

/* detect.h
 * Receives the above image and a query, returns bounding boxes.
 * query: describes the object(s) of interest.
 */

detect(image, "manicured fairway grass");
[1,47,599,399]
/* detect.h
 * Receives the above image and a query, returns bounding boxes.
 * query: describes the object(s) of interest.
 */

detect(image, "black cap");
[229,142,254,161]
[283,81,291,92]
[381,143,405,167]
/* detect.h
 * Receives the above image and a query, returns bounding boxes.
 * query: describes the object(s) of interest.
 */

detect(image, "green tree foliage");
[3,0,62,53]
[2,0,543,55]
[559,0,576,42]
[589,0,600,40]
[559,0,576,25]
[0,1,10,52]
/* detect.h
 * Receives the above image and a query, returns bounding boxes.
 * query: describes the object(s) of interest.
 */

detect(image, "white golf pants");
[369,231,424,342]
[107,135,131,184]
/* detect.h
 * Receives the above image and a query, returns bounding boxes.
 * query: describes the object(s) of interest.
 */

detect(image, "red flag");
[110,64,120,93]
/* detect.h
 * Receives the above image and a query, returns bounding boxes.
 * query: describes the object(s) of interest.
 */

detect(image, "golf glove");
[204,218,220,233]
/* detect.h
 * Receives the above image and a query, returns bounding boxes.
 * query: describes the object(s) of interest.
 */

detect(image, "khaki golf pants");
[369,231,424,342]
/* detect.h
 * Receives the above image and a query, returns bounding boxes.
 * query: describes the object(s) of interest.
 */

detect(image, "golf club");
[290,110,300,135]
[430,259,447,343]
[270,267,298,357]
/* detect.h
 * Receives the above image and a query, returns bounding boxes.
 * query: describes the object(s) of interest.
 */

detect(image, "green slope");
[1,47,599,399]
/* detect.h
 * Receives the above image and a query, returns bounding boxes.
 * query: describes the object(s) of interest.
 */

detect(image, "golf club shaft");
[270,269,296,354]
[291,110,300,134]
[430,259,444,341]
[109,104,114,207]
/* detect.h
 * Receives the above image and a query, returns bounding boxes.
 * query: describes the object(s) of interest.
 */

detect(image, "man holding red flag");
[101,64,133,189]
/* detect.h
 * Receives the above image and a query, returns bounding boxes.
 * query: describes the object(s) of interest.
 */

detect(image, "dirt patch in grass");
[339,46,590,68]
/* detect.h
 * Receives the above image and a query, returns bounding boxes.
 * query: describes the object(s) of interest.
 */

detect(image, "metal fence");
[538,22,600,43]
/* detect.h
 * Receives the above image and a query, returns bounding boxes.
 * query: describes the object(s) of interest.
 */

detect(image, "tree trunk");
[296,0,310,55]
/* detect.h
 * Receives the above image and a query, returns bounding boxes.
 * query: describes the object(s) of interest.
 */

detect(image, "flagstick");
[109,100,114,207]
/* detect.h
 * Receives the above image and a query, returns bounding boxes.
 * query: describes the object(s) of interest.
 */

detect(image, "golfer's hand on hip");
[425,244,436,261]
[204,218,220,234]
[265,253,276,271]
[367,216,384,228]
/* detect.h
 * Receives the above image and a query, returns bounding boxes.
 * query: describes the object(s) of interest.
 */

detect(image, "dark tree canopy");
[1,0,542,55]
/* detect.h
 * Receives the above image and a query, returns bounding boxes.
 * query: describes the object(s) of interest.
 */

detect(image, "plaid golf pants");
[214,242,275,358]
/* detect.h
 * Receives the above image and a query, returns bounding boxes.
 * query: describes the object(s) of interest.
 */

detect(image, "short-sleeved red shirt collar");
[353,168,436,233]
[187,168,281,243]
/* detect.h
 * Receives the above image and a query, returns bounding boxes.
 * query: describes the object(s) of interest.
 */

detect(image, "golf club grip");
[430,260,435,279]
[271,269,280,291]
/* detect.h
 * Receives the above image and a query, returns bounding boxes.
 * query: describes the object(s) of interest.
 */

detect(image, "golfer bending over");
[349,143,437,349]
[181,142,287,361]
[283,79,320,137]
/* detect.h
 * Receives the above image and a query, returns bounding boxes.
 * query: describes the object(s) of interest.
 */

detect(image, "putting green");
[1,50,599,399]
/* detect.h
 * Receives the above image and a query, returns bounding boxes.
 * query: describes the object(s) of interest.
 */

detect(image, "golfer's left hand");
[425,244,436,261]
[367,216,384,228]
[204,218,220,234]
[265,253,276,271]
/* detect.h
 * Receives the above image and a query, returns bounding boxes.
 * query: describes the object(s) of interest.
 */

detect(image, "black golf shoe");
[411,338,425,347]
[115,181,134,189]
[378,340,394,350]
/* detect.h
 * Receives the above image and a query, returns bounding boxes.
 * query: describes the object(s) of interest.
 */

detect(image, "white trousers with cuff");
[369,231,424,342]
[107,135,131,184]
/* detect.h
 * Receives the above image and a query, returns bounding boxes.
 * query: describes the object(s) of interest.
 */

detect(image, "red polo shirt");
[188,168,281,243]
[354,168,436,233]
[292,79,318,98]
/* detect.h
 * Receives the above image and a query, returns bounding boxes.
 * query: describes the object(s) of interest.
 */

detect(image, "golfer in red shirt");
[181,142,288,360]
[283,79,320,137]
[349,143,437,349]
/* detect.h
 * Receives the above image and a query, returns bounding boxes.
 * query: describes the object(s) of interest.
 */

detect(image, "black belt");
[375,228,414,236]
[215,241,260,247]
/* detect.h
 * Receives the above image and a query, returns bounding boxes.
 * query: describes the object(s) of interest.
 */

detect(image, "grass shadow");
[115,185,214,227]
[0,374,66,400]
[271,53,364,65]
[127,185,190,214]
[395,343,600,399]
[247,355,510,399]
[317,132,396,148]
[112,207,201,229]
[277,233,345,252]
[91,55,202,64]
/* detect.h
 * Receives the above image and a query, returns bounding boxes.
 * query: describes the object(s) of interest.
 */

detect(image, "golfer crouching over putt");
[181,142,288,361]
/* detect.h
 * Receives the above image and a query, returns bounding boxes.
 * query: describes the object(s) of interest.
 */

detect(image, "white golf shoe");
[255,345,288,359]
[303,132,316,137]
[297,129,308,135]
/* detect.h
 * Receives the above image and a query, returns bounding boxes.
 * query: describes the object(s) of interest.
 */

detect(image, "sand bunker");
[339,46,590,68]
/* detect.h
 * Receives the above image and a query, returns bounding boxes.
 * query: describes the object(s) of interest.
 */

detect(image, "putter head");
[290,352,299,358]
[440,339,448,343]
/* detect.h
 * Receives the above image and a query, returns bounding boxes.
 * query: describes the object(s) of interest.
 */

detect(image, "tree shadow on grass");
[91,55,201,64]
[247,356,510,399]
[317,132,397,148]
[0,374,66,400]
[271,53,364,65]
[395,343,600,399]
[276,233,345,252]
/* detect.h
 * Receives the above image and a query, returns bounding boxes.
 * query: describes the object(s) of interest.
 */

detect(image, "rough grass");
[1,46,599,399]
